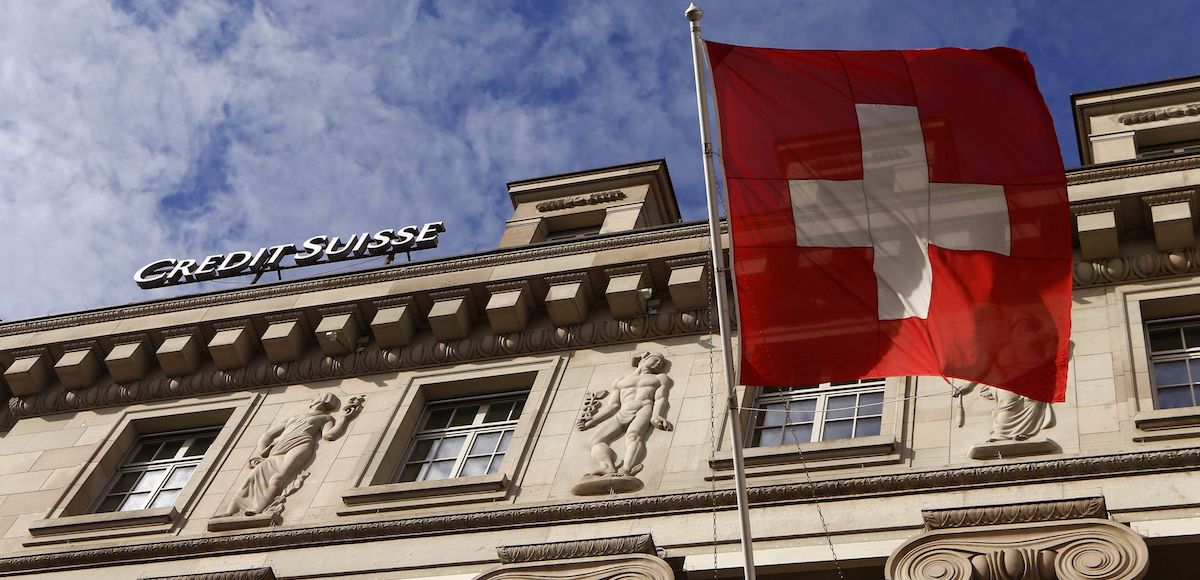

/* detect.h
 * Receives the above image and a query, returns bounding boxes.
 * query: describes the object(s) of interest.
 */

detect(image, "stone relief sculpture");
[216,393,363,520]
[953,381,1057,460]
[954,381,1055,442]
[572,352,673,495]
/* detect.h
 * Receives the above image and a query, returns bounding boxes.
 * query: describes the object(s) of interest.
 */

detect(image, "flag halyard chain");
[783,402,846,580]
[706,266,720,578]
[708,156,727,579]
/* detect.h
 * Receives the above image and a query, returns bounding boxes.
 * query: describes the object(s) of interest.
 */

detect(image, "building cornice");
[0,223,716,339]
[9,309,714,419]
[0,446,1196,575]
[1066,153,1200,186]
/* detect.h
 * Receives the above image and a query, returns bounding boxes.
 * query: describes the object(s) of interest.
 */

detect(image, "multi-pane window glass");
[93,430,218,513]
[750,379,886,447]
[396,394,526,483]
[1148,322,1200,409]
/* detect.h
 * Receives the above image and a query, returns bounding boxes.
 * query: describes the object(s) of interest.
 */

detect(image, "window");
[1125,289,1200,433]
[1147,320,1200,409]
[26,396,254,546]
[339,357,563,516]
[709,377,901,477]
[1134,123,1200,160]
[541,209,605,242]
[545,225,602,241]
[396,395,525,482]
[93,429,219,513]
[749,379,885,447]
[1137,138,1200,160]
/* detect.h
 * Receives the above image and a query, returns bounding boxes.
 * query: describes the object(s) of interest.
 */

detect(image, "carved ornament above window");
[535,190,626,212]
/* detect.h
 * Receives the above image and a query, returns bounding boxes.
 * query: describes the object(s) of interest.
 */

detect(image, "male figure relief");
[578,352,674,477]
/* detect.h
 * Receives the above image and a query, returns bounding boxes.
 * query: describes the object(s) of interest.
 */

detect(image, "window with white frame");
[749,379,885,447]
[1148,320,1200,409]
[395,393,527,483]
[93,429,219,513]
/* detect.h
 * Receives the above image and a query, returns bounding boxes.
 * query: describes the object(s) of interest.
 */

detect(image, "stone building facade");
[0,77,1199,578]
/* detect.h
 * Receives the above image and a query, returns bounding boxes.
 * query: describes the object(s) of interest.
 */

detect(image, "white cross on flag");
[707,43,1071,402]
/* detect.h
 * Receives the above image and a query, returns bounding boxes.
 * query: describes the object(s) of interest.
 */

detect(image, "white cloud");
[0,0,1190,321]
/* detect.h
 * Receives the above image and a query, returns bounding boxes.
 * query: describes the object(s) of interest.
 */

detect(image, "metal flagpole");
[686,4,757,579]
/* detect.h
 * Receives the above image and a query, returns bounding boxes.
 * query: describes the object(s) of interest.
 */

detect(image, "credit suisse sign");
[135,222,445,289]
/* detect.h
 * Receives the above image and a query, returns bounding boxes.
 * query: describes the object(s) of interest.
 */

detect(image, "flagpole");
[686,4,757,579]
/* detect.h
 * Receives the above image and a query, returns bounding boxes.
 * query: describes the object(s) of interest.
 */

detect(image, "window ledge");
[25,506,177,546]
[707,435,899,480]
[1134,407,1200,432]
[710,434,897,471]
[339,473,509,515]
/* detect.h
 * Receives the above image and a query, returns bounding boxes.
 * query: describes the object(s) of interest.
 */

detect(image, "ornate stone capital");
[496,533,657,564]
[887,518,1148,580]
[922,497,1106,530]
[144,568,276,580]
[482,533,666,579]
[476,553,671,580]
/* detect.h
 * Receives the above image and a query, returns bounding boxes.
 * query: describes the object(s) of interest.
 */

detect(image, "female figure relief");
[954,381,1054,442]
[217,393,362,518]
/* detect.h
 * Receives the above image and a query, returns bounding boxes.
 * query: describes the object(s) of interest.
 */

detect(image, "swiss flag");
[707,42,1071,402]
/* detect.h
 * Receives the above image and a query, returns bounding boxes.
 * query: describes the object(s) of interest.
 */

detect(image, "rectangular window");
[394,393,526,483]
[92,429,219,514]
[545,225,602,241]
[749,379,885,447]
[1148,320,1200,409]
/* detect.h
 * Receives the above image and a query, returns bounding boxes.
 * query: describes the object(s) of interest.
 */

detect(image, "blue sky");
[0,0,1195,321]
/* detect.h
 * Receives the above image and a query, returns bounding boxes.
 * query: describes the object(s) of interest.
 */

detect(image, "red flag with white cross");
[707,42,1071,402]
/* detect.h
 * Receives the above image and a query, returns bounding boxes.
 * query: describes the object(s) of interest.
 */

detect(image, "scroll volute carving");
[886,519,1148,580]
